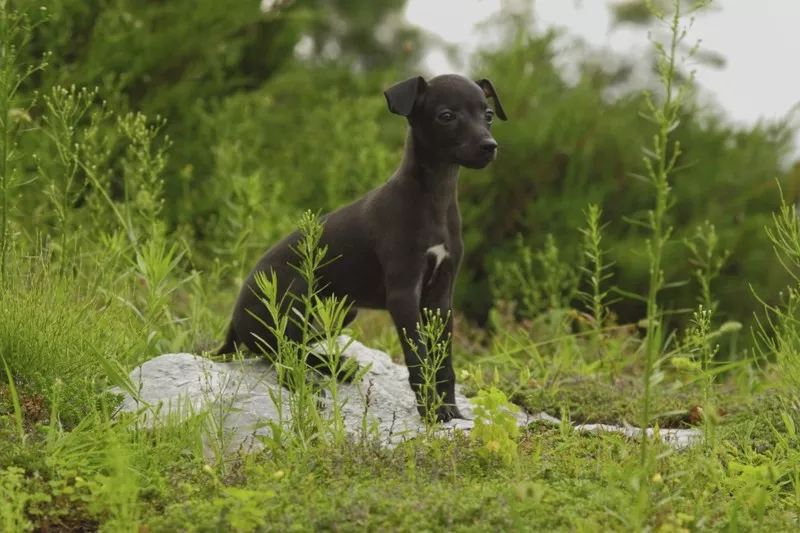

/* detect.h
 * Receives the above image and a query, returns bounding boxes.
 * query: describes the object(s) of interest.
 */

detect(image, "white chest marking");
[426,244,450,273]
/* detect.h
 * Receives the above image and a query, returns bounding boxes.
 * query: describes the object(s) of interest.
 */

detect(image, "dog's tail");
[214,322,239,356]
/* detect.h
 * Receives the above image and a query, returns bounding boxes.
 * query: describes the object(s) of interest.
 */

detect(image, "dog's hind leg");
[214,322,240,356]
[342,307,359,328]
[302,305,361,383]
[305,348,360,383]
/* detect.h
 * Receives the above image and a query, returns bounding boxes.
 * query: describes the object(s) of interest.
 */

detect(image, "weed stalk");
[0,3,47,287]
[637,0,710,463]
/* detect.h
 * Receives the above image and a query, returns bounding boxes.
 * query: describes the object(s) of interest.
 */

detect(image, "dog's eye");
[438,111,455,123]
[485,110,494,124]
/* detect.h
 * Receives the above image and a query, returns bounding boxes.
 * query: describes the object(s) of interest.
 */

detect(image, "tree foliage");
[4,0,797,351]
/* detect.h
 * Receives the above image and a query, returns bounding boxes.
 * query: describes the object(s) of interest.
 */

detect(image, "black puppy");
[216,74,507,422]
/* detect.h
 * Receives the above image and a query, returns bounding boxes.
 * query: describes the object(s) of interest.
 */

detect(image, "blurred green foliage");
[464,28,795,340]
[12,0,425,229]
[5,0,798,350]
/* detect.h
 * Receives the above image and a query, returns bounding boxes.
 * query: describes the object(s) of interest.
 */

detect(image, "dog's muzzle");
[480,138,498,162]
[480,138,498,154]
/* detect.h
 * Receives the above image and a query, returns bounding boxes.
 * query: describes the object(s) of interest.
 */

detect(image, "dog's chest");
[423,242,451,287]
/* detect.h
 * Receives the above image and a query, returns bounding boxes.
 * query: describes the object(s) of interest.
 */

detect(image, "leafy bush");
[7,1,794,351]
[15,0,424,232]
[458,26,795,348]
[190,66,404,276]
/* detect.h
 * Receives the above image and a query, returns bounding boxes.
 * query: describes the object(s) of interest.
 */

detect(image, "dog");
[215,73,507,422]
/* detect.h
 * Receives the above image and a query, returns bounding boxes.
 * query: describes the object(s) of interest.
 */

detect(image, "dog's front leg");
[421,276,464,422]
[386,286,436,419]
[432,306,463,422]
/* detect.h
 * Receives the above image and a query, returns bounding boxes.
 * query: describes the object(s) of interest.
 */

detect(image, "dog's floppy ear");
[475,78,507,121]
[384,76,427,117]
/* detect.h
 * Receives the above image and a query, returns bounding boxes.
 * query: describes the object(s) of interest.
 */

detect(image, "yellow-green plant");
[470,385,521,466]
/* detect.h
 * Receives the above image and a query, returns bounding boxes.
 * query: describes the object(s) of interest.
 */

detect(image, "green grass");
[3,399,799,532]
[0,258,144,427]
[0,257,798,531]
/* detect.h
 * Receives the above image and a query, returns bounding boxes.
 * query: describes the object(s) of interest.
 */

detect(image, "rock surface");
[112,336,702,457]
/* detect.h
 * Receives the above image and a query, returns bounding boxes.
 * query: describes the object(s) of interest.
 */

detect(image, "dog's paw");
[417,403,467,424]
[436,404,466,423]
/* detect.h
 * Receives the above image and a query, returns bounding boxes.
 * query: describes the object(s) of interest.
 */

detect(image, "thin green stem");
[0,1,10,289]
[640,0,684,465]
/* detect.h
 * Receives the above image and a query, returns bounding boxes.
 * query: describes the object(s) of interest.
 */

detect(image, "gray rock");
[112,335,702,459]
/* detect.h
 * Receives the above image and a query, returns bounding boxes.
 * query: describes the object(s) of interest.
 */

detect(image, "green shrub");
[8,0,792,354]
[459,27,794,350]
[14,0,424,231]
[191,66,404,276]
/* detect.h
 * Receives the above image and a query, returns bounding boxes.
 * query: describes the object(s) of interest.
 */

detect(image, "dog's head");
[383,74,507,169]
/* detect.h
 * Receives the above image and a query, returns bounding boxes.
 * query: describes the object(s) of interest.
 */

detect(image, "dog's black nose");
[480,139,498,153]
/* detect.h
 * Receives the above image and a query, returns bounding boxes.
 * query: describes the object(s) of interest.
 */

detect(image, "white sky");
[406,0,800,155]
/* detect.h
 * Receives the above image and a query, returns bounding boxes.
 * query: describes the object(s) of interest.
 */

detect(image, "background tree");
[448,0,796,353]
[5,0,797,354]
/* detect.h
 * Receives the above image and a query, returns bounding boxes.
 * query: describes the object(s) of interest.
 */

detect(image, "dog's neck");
[396,127,459,209]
